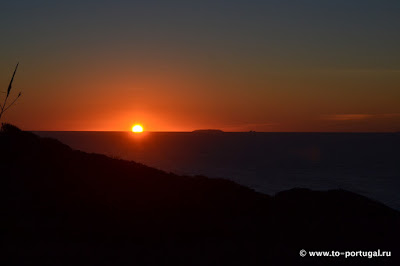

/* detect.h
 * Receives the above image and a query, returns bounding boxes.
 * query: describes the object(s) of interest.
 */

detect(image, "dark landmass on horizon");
[192,129,225,134]
[2,124,400,265]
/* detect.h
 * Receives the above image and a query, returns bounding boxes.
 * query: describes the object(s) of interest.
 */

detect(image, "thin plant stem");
[0,63,20,122]
[3,93,21,113]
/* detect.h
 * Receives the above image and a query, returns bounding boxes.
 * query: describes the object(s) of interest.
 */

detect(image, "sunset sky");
[1,0,399,132]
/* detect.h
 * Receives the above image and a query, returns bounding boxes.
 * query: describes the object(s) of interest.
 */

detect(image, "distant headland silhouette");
[192,129,224,134]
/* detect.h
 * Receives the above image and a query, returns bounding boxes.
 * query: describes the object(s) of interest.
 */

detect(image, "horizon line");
[30,130,400,133]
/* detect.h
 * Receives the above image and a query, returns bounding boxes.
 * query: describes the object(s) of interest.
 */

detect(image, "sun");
[132,124,144,133]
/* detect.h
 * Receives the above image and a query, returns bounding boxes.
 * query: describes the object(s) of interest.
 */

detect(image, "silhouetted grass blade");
[7,62,19,97]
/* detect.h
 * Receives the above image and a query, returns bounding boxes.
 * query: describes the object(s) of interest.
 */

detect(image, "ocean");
[35,131,400,210]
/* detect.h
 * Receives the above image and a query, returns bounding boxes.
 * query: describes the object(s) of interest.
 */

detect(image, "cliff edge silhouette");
[2,124,399,265]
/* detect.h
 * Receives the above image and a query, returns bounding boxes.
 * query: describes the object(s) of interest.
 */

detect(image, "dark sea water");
[35,131,400,210]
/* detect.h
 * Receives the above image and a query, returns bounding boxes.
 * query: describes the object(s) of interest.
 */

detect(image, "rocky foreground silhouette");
[2,124,399,265]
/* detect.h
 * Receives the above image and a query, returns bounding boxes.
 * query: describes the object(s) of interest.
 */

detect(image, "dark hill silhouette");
[2,124,399,265]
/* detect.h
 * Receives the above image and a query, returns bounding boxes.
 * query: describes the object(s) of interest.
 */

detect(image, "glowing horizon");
[1,1,399,132]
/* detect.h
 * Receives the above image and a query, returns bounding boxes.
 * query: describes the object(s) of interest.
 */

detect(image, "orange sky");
[3,64,400,132]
